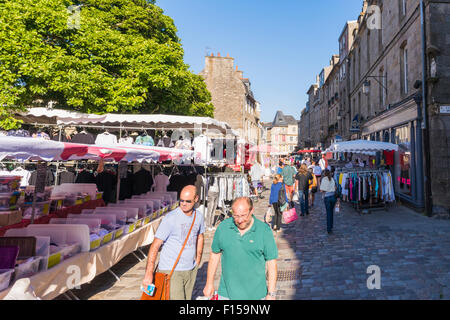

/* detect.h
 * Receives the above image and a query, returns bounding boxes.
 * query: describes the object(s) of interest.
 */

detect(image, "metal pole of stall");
[54,125,63,187]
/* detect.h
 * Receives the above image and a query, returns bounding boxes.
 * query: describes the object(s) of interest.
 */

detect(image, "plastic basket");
[0,269,14,292]
[59,243,81,260]
[21,201,51,218]
[14,256,42,280]
[0,246,20,269]
[0,192,21,211]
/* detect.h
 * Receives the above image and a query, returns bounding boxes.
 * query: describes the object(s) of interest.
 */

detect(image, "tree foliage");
[0,0,213,129]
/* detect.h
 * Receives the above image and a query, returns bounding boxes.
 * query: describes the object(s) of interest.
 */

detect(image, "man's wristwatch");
[268,291,277,298]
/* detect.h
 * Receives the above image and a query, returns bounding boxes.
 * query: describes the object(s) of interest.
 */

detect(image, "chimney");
[210,53,214,57]
[217,52,221,57]
[226,53,230,58]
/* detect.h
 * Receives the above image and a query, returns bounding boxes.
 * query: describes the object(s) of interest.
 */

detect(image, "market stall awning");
[324,140,399,153]
[297,149,321,153]
[0,137,193,163]
[249,144,279,153]
[18,108,238,136]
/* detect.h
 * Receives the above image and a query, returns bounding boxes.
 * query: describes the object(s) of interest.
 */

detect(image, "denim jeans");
[324,195,337,232]
[297,190,309,215]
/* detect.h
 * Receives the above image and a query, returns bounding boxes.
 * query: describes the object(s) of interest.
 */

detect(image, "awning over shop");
[324,140,399,154]
[0,137,193,163]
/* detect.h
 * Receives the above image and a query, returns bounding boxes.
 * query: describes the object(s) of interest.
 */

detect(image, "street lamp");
[362,76,387,96]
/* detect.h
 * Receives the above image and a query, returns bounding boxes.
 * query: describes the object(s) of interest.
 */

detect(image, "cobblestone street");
[62,180,450,300]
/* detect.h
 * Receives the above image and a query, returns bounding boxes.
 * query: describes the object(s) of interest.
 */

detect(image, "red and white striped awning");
[0,136,193,163]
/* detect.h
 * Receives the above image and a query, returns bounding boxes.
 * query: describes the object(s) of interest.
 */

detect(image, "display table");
[0,215,161,300]
[0,199,106,236]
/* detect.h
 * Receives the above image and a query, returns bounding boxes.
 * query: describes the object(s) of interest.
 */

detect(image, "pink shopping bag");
[282,207,298,224]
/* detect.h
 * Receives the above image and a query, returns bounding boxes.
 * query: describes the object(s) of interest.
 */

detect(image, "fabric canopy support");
[19,108,239,136]
[0,137,192,163]
[325,140,399,154]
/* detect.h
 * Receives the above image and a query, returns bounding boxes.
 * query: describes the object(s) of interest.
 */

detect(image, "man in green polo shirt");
[203,197,278,300]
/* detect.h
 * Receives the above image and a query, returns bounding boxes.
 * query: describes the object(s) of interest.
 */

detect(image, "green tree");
[0,0,213,129]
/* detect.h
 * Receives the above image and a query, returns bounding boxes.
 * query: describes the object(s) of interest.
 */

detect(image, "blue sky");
[156,0,363,123]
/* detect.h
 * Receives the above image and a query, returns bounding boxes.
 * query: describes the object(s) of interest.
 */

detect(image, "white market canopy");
[0,136,194,163]
[325,140,399,154]
[18,108,239,136]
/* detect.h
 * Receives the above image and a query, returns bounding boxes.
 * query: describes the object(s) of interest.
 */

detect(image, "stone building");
[199,53,261,145]
[322,55,341,146]
[338,21,359,141]
[299,0,450,216]
[298,103,311,148]
[265,111,298,155]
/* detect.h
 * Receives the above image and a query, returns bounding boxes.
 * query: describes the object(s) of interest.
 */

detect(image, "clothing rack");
[335,168,395,214]
[22,122,233,139]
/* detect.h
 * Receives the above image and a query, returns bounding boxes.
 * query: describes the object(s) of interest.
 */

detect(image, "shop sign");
[440,106,450,114]
[350,114,361,132]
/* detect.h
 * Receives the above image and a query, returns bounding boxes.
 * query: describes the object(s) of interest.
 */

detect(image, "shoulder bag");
[141,211,197,301]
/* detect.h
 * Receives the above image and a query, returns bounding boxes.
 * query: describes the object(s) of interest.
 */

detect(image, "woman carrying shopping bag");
[269,174,287,232]
[320,169,337,234]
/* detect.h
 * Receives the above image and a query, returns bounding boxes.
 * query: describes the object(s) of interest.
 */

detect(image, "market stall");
[0,136,192,299]
[324,140,398,214]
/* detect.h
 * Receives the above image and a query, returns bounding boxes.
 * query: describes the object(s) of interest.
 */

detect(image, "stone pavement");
[58,180,450,300]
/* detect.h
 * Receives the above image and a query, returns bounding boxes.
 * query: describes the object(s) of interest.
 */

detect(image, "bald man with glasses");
[142,185,205,300]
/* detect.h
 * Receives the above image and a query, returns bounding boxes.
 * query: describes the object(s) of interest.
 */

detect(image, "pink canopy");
[249,144,279,153]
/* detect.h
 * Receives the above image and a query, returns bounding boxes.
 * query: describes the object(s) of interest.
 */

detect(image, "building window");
[401,46,409,95]
[393,123,412,197]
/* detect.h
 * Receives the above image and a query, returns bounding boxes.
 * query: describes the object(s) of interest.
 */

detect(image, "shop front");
[361,96,424,209]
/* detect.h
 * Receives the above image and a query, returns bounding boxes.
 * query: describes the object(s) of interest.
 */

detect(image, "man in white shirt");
[319,154,327,171]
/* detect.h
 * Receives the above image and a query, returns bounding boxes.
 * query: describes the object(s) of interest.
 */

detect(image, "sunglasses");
[180,199,194,204]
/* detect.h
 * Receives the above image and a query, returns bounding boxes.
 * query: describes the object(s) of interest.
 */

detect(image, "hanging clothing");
[95,132,118,145]
[132,168,153,195]
[192,135,212,165]
[7,129,30,137]
[72,132,95,145]
[195,174,206,201]
[383,150,395,165]
[153,173,170,192]
[28,169,55,187]
[119,170,134,200]
[168,173,191,197]
[96,170,117,204]
[135,135,155,146]
[10,167,32,187]
[32,132,50,140]
[156,136,174,148]
[118,137,134,145]
[75,170,96,184]
[57,170,75,185]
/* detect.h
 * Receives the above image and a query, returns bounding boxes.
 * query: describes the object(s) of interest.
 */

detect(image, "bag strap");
[167,210,197,280]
